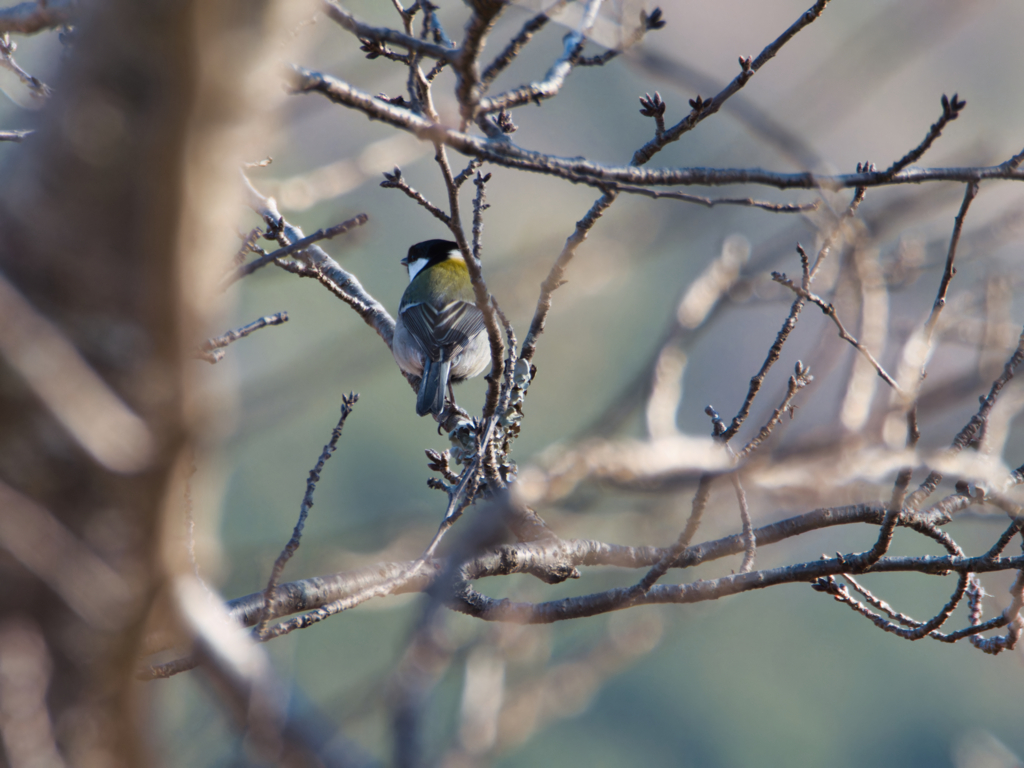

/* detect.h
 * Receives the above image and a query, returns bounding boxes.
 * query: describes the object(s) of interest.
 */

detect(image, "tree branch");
[323,0,453,62]
[291,68,1024,194]
[221,212,368,289]
[196,312,289,364]
[631,0,832,166]
[0,0,76,34]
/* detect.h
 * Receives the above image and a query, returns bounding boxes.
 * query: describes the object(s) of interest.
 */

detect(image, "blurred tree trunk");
[0,1,297,765]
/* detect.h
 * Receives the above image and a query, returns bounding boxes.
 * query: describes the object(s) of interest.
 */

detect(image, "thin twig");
[722,188,866,442]
[221,213,368,289]
[771,272,902,392]
[906,323,1024,512]
[733,473,756,573]
[882,93,966,178]
[453,157,484,188]
[520,192,616,363]
[841,573,920,627]
[577,50,619,67]
[635,475,715,593]
[0,33,51,98]
[232,227,263,267]
[814,571,968,640]
[471,172,503,421]
[735,361,813,460]
[195,312,289,364]
[0,129,30,142]
[982,516,1024,561]
[422,3,455,49]
[452,1,505,125]
[479,1,567,88]
[631,0,831,166]
[390,0,414,34]
[888,407,919,512]
[922,181,979,340]
[243,175,398,351]
[969,570,1024,655]
[255,394,358,640]
[323,0,452,61]
[895,182,980,511]
[600,183,818,212]
[475,20,588,115]
[380,167,451,225]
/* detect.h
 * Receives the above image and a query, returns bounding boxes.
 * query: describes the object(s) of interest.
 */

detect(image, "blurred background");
[3,0,1024,766]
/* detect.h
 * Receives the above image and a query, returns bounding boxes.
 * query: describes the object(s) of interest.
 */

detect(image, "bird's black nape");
[402,239,460,267]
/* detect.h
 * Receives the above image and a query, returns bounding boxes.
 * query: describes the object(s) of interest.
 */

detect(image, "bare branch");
[256,395,359,640]
[452,543,1024,625]
[969,571,1024,654]
[733,473,756,573]
[244,176,398,351]
[771,273,902,392]
[380,166,451,225]
[291,68,1024,194]
[982,516,1024,561]
[221,213,368,289]
[922,181,979,340]
[453,156,484,187]
[882,93,966,179]
[577,49,619,67]
[323,0,453,62]
[814,571,969,640]
[454,0,505,123]
[154,502,966,644]
[0,0,76,34]
[906,323,1024,511]
[888,408,920,512]
[145,493,1024,680]
[631,0,831,166]
[479,2,565,88]
[0,32,50,98]
[842,573,922,627]
[735,360,814,459]
[722,188,866,442]
[196,312,289,363]
[601,182,818,212]
[470,171,504,421]
[475,21,587,115]
[520,191,616,363]
[636,474,714,593]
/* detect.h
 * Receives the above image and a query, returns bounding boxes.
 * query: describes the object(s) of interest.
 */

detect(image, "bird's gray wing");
[399,300,486,361]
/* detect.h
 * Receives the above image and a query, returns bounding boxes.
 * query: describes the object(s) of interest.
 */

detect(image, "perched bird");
[392,239,490,417]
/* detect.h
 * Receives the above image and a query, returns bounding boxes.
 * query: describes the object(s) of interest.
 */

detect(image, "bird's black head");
[401,239,460,269]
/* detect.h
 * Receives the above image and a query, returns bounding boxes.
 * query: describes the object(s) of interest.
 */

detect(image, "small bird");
[393,239,490,417]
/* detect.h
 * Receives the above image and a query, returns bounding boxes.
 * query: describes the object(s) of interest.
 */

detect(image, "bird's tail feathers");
[416,359,451,417]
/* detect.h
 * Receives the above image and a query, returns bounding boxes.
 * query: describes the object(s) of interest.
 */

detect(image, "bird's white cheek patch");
[406,258,429,282]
